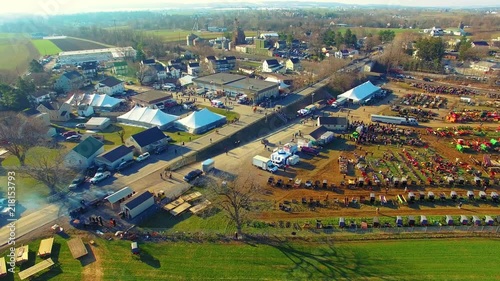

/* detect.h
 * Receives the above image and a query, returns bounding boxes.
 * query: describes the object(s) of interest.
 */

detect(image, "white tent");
[179,75,195,86]
[337,81,381,103]
[118,106,179,129]
[175,108,226,134]
[66,93,123,111]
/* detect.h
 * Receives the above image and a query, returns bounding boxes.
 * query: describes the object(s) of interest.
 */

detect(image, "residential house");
[30,89,53,104]
[112,61,128,75]
[126,127,169,155]
[141,59,156,66]
[168,59,183,69]
[95,76,125,96]
[154,64,168,81]
[472,41,489,48]
[94,145,134,170]
[167,66,182,78]
[209,59,232,73]
[80,61,98,78]
[187,62,200,76]
[285,58,302,71]
[121,191,154,219]
[262,59,282,73]
[54,71,85,93]
[274,40,286,50]
[65,136,105,169]
[306,126,333,144]
[22,108,56,137]
[36,101,71,122]
[317,117,348,131]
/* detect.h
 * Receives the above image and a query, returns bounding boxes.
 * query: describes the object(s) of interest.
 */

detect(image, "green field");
[0,35,39,75]
[2,236,498,280]
[31,39,62,55]
[147,29,258,42]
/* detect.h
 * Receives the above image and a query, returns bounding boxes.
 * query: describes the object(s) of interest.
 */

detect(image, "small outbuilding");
[85,117,111,131]
[472,215,481,226]
[15,245,29,265]
[67,238,88,259]
[105,186,134,209]
[460,215,469,225]
[339,217,345,228]
[445,215,454,226]
[317,116,348,131]
[395,216,403,226]
[121,191,154,219]
[37,237,54,257]
[420,215,428,226]
[484,215,494,226]
[94,145,134,170]
[408,216,415,227]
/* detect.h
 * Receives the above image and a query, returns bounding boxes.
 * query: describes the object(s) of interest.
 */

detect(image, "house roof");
[154,64,166,71]
[99,76,123,87]
[141,59,156,65]
[213,59,228,65]
[105,186,133,204]
[39,101,63,111]
[113,61,127,67]
[131,127,167,147]
[318,116,348,126]
[131,90,171,104]
[188,62,200,68]
[124,191,153,210]
[265,59,280,66]
[22,108,42,117]
[86,117,110,126]
[99,145,133,163]
[308,126,330,140]
[472,41,489,46]
[81,61,98,70]
[72,136,104,159]
[289,58,300,64]
[206,56,216,61]
[62,71,83,80]
[338,81,381,102]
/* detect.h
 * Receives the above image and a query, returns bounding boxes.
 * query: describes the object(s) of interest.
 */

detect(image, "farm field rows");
[31,39,62,55]
[2,236,498,281]
[50,37,110,51]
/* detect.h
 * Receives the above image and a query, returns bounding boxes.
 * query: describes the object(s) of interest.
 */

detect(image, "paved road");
[0,58,368,245]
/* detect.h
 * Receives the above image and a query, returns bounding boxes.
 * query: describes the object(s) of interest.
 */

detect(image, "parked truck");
[370,114,418,126]
[252,155,278,173]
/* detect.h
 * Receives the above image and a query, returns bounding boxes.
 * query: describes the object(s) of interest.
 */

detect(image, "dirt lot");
[248,81,500,222]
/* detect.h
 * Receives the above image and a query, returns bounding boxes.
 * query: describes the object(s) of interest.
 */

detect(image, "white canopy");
[337,81,380,103]
[66,93,123,109]
[118,106,179,129]
[175,108,226,134]
[179,75,195,86]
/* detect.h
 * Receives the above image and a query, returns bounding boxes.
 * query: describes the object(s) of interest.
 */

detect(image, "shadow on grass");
[80,244,96,267]
[32,264,63,281]
[138,248,161,268]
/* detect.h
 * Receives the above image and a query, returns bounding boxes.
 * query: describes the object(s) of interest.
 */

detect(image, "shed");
[15,245,29,264]
[460,215,469,225]
[445,215,454,226]
[472,215,481,226]
[491,191,499,202]
[67,238,88,259]
[18,258,54,280]
[319,131,335,144]
[467,190,475,199]
[201,159,215,173]
[121,191,155,219]
[428,191,435,201]
[450,190,458,200]
[339,217,345,228]
[484,215,494,226]
[317,116,348,131]
[408,216,415,226]
[420,215,428,226]
[85,117,111,131]
[0,257,6,278]
[105,186,134,208]
[37,237,54,257]
[479,191,487,200]
[395,216,403,226]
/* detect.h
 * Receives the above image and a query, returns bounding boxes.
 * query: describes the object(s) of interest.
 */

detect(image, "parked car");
[68,175,86,190]
[116,160,134,172]
[89,171,111,184]
[301,146,319,156]
[155,145,168,155]
[136,152,150,162]
[62,131,77,137]
[66,135,82,142]
[76,123,86,129]
[423,77,433,82]
[183,169,203,182]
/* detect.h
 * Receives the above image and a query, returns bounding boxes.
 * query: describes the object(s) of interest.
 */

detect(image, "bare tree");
[117,126,126,144]
[0,112,48,166]
[209,176,262,236]
[22,147,75,194]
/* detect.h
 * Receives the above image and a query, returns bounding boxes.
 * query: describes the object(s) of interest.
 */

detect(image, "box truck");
[252,155,278,173]
[371,114,418,126]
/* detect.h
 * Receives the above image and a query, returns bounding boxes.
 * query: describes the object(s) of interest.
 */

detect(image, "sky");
[0,0,498,16]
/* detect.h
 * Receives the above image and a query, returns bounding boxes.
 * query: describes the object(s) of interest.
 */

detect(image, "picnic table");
[38,237,54,257]
[163,198,185,211]
[170,202,192,216]
[189,200,212,214]
[180,192,202,202]
[18,258,54,280]
[15,245,29,264]
[67,238,88,259]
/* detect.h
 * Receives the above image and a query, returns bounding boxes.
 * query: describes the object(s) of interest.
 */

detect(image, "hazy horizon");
[0,0,499,16]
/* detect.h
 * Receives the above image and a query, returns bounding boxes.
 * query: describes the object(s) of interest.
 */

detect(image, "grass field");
[2,236,498,280]
[333,27,422,36]
[0,35,39,75]
[31,39,62,55]
[50,37,110,52]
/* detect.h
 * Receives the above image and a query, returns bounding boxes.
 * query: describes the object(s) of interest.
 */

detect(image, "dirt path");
[81,241,104,281]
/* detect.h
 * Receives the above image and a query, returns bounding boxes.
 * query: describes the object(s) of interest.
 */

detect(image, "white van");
[211,100,224,108]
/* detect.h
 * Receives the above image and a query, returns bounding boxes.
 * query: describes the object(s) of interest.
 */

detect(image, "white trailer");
[371,114,418,126]
[252,155,278,173]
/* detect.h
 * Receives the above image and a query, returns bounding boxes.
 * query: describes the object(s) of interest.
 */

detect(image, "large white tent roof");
[179,75,195,86]
[118,106,179,127]
[66,93,123,108]
[176,108,225,129]
[337,81,380,102]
